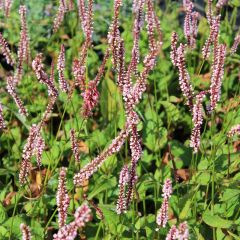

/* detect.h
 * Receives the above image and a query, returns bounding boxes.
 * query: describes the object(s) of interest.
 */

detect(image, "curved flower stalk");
[156,178,172,228]
[0,32,15,66]
[57,167,70,228]
[53,204,92,240]
[20,223,31,240]
[227,124,240,138]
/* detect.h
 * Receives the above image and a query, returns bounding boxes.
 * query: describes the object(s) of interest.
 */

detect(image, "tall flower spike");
[216,0,228,13]
[35,135,45,167]
[0,32,15,66]
[176,43,194,110]
[209,44,226,112]
[227,124,240,138]
[57,167,70,228]
[20,223,31,240]
[53,0,67,32]
[116,164,129,214]
[146,0,157,51]
[4,0,12,17]
[15,5,30,85]
[53,204,92,240]
[170,32,178,66]
[202,16,220,59]
[19,124,38,185]
[126,125,142,207]
[230,34,240,55]
[6,76,28,116]
[32,54,58,97]
[57,44,69,93]
[190,91,206,152]
[70,129,80,162]
[0,102,6,129]
[156,178,172,228]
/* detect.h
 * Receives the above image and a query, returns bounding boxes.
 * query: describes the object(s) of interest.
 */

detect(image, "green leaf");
[202,212,233,229]
[88,177,116,199]
[0,203,6,224]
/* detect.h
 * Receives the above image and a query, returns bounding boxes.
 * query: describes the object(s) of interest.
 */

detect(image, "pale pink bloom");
[209,44,226,111]
[4,0,12,17]
[227,124,240,138]
[53,0,66,32]
[176,44,194,109]
[156,178,172,228]
[57,167,70,228]
[190,91,206,152]
[0,32,15,66]
[70,129,80,162]
[57,44,69,93]
[170,32,178,66]
[230,34,240,55]
[165,225,178,240]
[20,223,31,240]
[53,204,92,240]
[6,76,28,116]
[116,165,129,214]
[177,222,189,240]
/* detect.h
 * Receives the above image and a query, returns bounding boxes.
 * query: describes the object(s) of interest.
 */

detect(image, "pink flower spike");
[57,167,70,228]
[20,223,31,240]
[57,44,69,93]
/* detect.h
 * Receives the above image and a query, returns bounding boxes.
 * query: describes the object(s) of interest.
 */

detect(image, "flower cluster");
[20,223,31,240]
[170,32,178,66]
[156,178,172,228]
[166,222,189,240]
[32,53,58,97]
[227,124,240,138]
[202,15,220,59]
[0,32,15,66]
[183,0,199,48]
[209,44,226,112]
[57,167,70,228]
[53,0,68,32]
[57,44,69,93]
[19,124,45,185]
[230,34,240,55]
[3,0,13,17]
[70,129,80,162]
[116,164,129,214]
[53,204,92,240]
[6,76,28,116]
[190,91,206,152]
[176,43,194,109]
[15,5,30,85]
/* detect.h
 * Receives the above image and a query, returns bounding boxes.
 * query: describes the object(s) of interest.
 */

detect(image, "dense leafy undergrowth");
[0,0,239,239]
